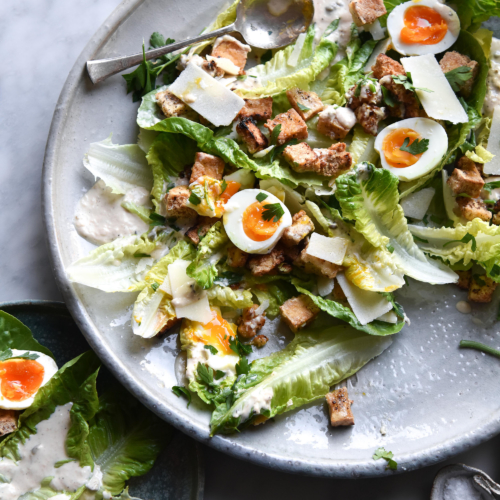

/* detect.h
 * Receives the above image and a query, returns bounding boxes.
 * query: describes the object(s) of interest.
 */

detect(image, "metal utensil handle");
[86,23,236,84]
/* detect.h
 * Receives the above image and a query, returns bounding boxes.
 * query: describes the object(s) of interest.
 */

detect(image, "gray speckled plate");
[42,0,500,478]
[0,301,204,500]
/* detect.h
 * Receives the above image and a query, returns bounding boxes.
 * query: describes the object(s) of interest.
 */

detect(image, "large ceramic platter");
[43,0,500,477]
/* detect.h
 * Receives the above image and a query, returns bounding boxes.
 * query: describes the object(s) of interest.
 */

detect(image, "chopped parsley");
[256,192,268,203]
[392,73,432,93]
[354,73,377,97]
[387,244,395,253]
[261,203,285,223]
[151,282,160,292]
[221,180,227,194]
[323,18,340,37]
[413,235,429,243]
[149,212,166,227]
[229,337,253,357]
[373,447,397,470]
[172,386,192,407]
[296,102,311,112]
[236,357,250,376]
[444,66,473,92]
[133,252,151,258]
[204,345,218,355]
[0,349,39,362]
[459,340,500,359]
[381,85,397,107]
[189,192,202,205]
[399,137,429,155]
[214,370,226,380]
[443,233,477,252]
[270,124,282,146]
[483,181,500,192]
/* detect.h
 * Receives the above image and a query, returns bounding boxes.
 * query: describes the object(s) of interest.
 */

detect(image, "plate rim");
[41,0,500,478]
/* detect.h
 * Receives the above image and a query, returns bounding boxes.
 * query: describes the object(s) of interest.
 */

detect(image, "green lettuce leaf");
[206,286,253,309]
[83,136,153,195]
[336,164,458,284]
[250,280,296,318]
[349,125,378,165]
[454,0,500,32]
[121,201,152,224]
[210,324,392,434]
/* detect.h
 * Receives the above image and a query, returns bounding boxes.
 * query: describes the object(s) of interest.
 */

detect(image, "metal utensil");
[86,0,314,84]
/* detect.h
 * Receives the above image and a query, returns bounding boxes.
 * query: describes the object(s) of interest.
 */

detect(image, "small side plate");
[0,300,204,500]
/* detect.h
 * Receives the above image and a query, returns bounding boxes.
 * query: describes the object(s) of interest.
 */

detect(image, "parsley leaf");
[444,66,473,92]
[151,282,159,292]
[460,340,500,359]
[149,212,166,227]
[270,138,298,162]
[261,203,285,223]
[270,124,282,146]
[442,233,477,252]
[0,349,39,362]
[373,447,397,470]
[354,72,378,97]
[296,102,311,112]
[189,192,202,205]
[172,386,192,407]
[483,181,500,192]
[381,85,397,107]
[197,362,215,387]
[214,370,226,380]
[387,244,395,253]
[392,73,432,93]
[122,44,158,102]
[236,357,250,376]
[221,180,227,194]
[229,337,253,357]
[204,345,218,355]
[256,192,268,203]
[399,137,429,155]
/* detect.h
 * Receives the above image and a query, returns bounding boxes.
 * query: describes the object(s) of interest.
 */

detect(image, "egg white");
[387,0,460,56]
[374,117,448,181]
[0,350,58,410]
[223,189,292,254]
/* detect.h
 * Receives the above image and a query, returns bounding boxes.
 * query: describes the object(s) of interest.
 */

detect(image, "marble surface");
[1,0,500,498]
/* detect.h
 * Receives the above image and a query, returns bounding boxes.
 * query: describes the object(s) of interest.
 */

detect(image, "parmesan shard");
[401,54,468,124]
[206,55,241,76]
[169,62,245,126]
[336,274,393,325]
[400,187,435,220]
[304,233,348,265]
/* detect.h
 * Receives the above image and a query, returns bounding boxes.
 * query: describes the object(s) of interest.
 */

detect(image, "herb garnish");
[413,235,429,243]
[459,340,500,359]
[236,357,250,376]
[354,73,377,97]
[189,192,202,205]
[221,180,227,194]
[399,137,429,155]
[387,244,395,253]
[296,102,311,112]
[0,349,39,362]
[442,233,477,251]
[204,345,218,355]
[256,192,268,203]
[172,386,192,407]
[444,66,473,92]
[261,203,285,223]
[149,213,166,227]
[483,181,500,192]
[381,86,397,107]
[151,282,159,292]
[392,73,432,93]
[373,447,397,470]
[229,337,253,357]
[270,124,282,145]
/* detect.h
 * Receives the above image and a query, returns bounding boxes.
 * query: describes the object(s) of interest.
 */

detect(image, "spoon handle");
[86,23,237,84]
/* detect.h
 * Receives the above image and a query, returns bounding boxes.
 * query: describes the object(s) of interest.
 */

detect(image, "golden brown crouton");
[468,275,498,303]
[264,109,308,145]
[282,210,315,247]
[457,270,472,290]
[166,186,197,218]
[155,89,196,120]
[326,388,355,426]
[0,410,18,437]
[247,246,285,276]
[212,35,250,73]
[236,117,269,154]
[349,0,387,26]
[295,241,343,279]
[346,81,383,109]
[440,51,479,98]
[372,54,406,80]
[186,216,219,245]
[227,244,248,268]
[238,304,266,338]
[238,98,273,121]
[317,106,357,140]
[448,161,484,198]
[457,197,492,222]
[314,143,353,178]
[355,104,387,136]
[286,88,325,121]
[190,152,225,183]
[282,143,320,173]
[280,295,320,332]
[251,334,269,348]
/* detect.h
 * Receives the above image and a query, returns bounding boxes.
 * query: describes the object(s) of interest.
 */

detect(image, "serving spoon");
[87,0,314,84]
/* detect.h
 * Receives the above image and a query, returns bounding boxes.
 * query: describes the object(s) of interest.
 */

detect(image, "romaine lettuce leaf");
[83,137,153,195]
[206,286,253,309]
[454,0,500,32]
[250,280,295,318]
[336,164,458,284]
[210,324,392,434]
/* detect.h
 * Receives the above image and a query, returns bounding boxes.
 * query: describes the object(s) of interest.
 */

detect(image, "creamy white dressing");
[75,180,150,245]
[0,403,97,500]
[186,342,239,380]
[232,386,274,420]
[483,38,500,117]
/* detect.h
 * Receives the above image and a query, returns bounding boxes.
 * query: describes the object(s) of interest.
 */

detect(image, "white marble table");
[1,0,499,497]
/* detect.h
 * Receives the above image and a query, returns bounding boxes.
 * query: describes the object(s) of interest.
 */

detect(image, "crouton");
[493,212,500,226]
[264,109,308,145]
[0,409,18,437]
[238,304,266,338]
[236,117,269,153]
[447,161,484,198]
[457,197,492,222]
[186,216,219,245]
[379,75,420,113]
[349,0,387,27]
[314,143,353,178]
[155,89,196,120]
[296,242,343,279]
[212,35,251,73]
[326,388,355,426]
[286,88,325,121]
[468,275,498,303]
[281,210,315,247]
[355,104,387,136]
[317,105,356,140]
[346,81,383,109]
[166,186,197,218]
[457,270,472,290]
[440,51,479,98]
[332,280,348,303]
[372,54,406,80]
[190,152,225,183]
[247,246,285,276]
[279,295,320,332]
[227,244,248,268]
[238,98,273,121]
[251,334,269,348]
[282,143,320,173]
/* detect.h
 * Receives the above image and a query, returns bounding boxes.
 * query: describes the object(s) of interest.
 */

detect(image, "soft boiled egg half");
[387,0,460,56]
[0,350,58,410]
[223,189,292,254]
[375,117,448,181]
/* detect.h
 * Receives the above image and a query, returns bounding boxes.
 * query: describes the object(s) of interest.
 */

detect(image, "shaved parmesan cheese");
[206,55,241,76]
[169,63,245,126]
[366,19,386,41]
[305,233,348,265]
[337,274,393,325]
[253,145,275,158]
[287,32,307,67]
[364,38,392,74]
[317,276,335,297]
[377,310,398,324]
[485,106,500,174]
[400,187,435,220]
[401,55,468,124]
[168,259,212,323]
[159,276,172,296]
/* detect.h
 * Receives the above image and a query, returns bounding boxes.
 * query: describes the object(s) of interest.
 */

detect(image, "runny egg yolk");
[242,201,280,242]
[382,128,424,168]
[400,6,447,45]
[0,359,45,402]
[217,181,240,208]
[193,310,236,355]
